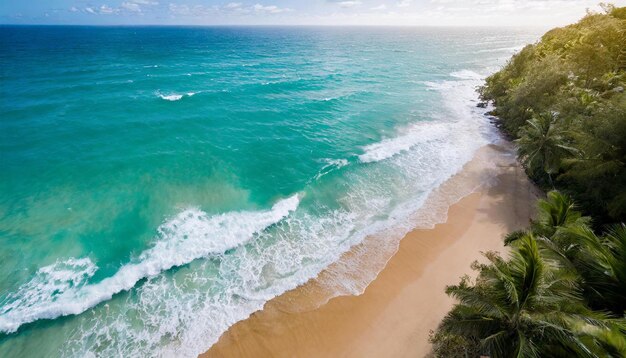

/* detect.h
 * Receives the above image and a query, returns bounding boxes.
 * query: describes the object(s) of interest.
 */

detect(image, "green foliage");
[428,329,481,358]
[562,223,626,315]
[432,10,626,355]
[479,6,626,224]
[505,191,588,245]
[521,191,626,314]
[516,113,578,183]
[433,192,626,357]
[612,7,626,20]
[561,93,626,221]
[439,235,609,357]
[532,190,590,236]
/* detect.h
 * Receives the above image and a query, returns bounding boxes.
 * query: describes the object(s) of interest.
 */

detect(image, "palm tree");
[560,108,626,222]
[504,190,589,245]
[508,191,625,316]
[516,112,578,187]
[438,235,607,357]
[560,224,626,315]
[533,191,589,233]
[602,225,626,314]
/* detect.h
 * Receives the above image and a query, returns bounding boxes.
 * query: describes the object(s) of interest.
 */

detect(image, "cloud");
[167,3,291,17]
[98,5,117,14]
[223,2,251,13]
[397,0,412,7]
[79,1,159,15]
[224,2,243,10]
[124,0,159,13]
[253,4,293,14]
[327,0,367,9]
[132,0,159,4]
[168,4,203,16]
[121,2,142,12]
[370,4,387,10]
[337,1,362,8]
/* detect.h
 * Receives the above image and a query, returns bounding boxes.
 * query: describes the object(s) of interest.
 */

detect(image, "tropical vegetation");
[430,5,626,357]
[430,192,626,357]
[479,4,626,225]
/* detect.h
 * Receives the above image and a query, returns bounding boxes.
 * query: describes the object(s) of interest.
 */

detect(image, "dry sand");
[201,143,539,358]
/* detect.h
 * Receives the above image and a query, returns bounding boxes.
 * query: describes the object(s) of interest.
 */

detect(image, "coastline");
[201,142,540,357]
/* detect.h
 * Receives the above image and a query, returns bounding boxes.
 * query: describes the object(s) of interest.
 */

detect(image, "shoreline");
[201,142,539,357]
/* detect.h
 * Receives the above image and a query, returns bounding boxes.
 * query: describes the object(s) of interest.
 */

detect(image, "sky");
[1,0,625,26]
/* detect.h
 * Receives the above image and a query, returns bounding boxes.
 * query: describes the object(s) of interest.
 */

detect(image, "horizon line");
[0,23,550,28]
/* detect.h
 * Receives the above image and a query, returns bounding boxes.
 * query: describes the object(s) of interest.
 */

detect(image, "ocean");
[0,26,539,357]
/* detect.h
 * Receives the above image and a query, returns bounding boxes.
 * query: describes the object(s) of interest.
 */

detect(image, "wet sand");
[202,143,539,358]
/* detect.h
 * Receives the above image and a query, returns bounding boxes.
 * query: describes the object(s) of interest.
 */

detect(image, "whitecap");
[358,122,450,163]
[158,93,183,101]
[362,68,495,165]
[449,69,483,80]
[0,195,300,334]
[313,158,349,181]
[157,91,200,101]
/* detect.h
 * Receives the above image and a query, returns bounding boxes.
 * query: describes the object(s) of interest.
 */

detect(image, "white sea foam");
[298,69,498,311]
[157,91,199,101]
[313,158,349,181]
[0,258,97,329]
[358,122,450,163]
[0,195,300,334]
[158,93,183,101]
[449,69,483,80]
[61,207,360,357]
[359,69,493,164]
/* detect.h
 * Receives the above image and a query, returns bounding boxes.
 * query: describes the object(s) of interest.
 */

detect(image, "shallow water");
[0,26,540,357]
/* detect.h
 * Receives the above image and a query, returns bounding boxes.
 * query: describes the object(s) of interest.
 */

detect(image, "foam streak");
[0,195,300,334]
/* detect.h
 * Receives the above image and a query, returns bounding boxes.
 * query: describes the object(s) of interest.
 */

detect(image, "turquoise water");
[0,26,539,357]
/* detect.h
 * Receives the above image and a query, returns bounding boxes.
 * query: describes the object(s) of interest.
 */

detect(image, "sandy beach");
[202,142,539,358]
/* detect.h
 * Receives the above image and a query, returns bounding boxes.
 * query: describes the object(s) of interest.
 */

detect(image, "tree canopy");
[431,192,626,357]
[431,7,626,357]
[479,5,626,225]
